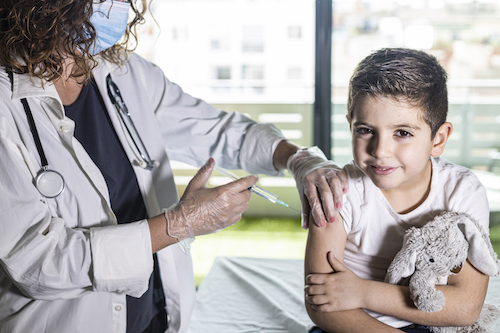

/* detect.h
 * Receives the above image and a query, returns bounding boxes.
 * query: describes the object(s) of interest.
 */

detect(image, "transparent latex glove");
[287,147,348,229]
[163,158,257,253]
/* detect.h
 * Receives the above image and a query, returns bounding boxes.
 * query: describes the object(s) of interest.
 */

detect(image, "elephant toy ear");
[456,214,500,277]
[385,230,419,284]
[400,250,417,278]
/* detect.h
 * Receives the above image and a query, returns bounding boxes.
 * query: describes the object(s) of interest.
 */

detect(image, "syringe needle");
[276,199,301,213]
[213,166,300,213]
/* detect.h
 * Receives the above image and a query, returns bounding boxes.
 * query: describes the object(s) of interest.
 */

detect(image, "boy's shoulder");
[431,156,479,183]
[430,157,487,208]
[342,160,365,180]
[341,161,380,202]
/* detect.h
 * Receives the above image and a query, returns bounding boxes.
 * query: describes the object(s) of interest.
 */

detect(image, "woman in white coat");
[0,0,346,332]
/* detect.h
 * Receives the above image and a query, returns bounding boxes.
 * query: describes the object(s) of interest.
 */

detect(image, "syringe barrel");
[214,166,279,204]
[250,185,278,204]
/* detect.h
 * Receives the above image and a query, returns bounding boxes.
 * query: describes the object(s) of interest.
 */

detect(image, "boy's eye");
[395,130,412,137]
[356,128,373,135]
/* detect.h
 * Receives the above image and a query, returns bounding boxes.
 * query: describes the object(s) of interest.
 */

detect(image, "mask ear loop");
[21,98,65,198]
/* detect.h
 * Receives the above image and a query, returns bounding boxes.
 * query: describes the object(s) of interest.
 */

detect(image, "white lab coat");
[0,54,286,333]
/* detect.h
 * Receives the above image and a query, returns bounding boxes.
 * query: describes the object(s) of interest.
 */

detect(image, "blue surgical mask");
[89,1,130,55]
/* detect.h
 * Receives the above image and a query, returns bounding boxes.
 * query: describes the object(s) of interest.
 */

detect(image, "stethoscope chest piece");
[17,82,67,199]
[36,168,65,198]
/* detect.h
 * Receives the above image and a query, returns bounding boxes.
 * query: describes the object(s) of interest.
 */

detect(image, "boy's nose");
[369,135,392,159]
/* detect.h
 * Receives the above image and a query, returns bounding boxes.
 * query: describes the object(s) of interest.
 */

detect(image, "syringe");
[214,166,300,213]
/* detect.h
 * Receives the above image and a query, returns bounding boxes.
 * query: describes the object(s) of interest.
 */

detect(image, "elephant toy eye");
[429,258,435,263]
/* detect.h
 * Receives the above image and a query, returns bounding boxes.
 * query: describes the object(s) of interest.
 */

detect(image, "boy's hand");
[305,252,367,312]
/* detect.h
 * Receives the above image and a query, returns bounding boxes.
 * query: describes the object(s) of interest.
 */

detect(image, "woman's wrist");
[272,140,301,171]
[147,213,179,254]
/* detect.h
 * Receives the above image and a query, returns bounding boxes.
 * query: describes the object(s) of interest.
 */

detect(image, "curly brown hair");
[0,0,148,82]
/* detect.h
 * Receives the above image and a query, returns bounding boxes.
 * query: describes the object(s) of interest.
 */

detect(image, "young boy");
[304,48,490,332]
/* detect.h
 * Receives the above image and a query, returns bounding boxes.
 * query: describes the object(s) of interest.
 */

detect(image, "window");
[242,65,264,80]
[329,0,500,170]
[215,66,231,80]
[210,27,231,51]
[242,26,264,52]
[288,25,302,39]
[135,0,315,218]
[171,26,188,41]
[287,67,303,80]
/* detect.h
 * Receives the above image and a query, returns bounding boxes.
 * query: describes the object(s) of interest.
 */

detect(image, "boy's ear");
[430,122,453,157]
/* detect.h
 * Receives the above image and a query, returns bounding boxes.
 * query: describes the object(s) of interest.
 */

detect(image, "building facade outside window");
[135,0,500,216]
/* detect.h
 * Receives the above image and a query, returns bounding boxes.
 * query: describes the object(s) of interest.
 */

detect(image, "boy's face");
[350,96,435,193]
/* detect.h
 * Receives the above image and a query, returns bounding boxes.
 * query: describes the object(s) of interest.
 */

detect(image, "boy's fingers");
[305,294,329,306]
[305,273,327,286]
[311,303,335,312]
[327,252,345,272]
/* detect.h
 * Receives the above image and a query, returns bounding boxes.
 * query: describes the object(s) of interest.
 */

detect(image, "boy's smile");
[350,96,439,209]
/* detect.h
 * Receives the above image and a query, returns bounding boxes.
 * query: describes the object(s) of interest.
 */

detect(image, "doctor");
[0,0,346,332]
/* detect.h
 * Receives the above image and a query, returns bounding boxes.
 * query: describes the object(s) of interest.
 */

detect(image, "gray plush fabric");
[385,212,500,333]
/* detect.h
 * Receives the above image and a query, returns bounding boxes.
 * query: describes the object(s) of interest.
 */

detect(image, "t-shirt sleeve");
[339,163,364,235]
[447,169,490,231]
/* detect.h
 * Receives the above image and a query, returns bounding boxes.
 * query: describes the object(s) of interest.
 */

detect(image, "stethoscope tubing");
[21,98,49,168]
[105,74,156,171]
[19,74,156,198]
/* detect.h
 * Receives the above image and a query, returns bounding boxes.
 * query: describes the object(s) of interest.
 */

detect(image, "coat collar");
[10,71,60,101]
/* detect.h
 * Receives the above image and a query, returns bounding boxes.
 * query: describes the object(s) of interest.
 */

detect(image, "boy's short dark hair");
[347,48,448,138]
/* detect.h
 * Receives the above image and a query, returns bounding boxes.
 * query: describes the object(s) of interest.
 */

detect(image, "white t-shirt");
[339,157,490,328]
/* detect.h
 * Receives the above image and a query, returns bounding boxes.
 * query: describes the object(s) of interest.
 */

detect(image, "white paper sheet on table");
[187,256,500,333]
[187,256,313,333]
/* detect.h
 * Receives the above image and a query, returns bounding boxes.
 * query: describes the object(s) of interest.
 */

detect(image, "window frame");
[314,0,333,158]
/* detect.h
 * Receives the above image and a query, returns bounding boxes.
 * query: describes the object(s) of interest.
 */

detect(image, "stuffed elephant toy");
[385,212,500,333]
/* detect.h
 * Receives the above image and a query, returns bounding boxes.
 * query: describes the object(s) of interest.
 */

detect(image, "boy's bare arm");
[361,260,489,327]
[304,213,402,332]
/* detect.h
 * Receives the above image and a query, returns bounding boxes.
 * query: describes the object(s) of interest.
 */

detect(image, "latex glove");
[163,158,257,253]
[287,147,348,229]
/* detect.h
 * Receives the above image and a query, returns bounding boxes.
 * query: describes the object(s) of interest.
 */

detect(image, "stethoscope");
[21,98,66,198]
[21,74,157,198]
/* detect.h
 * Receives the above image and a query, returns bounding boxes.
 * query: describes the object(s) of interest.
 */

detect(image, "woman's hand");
[164,158,257,240]
[287,147,348,228]
[305,252,368,312]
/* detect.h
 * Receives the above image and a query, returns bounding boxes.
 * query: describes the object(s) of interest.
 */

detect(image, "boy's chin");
[366,175,398,191]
